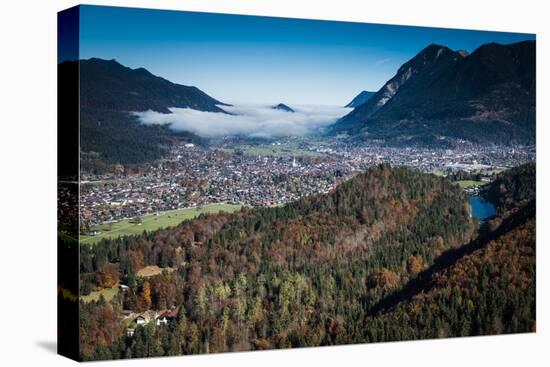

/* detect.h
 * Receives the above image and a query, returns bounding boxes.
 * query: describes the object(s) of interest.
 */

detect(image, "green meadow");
[455,180,485,188]
[80,203,242,245]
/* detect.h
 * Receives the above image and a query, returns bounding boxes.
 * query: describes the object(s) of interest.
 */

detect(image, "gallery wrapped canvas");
[58,5,536,362]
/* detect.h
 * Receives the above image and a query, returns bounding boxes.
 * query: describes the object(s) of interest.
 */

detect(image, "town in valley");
[79,138,534,231]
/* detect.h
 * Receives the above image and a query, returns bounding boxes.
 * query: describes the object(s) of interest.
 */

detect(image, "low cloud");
[133,104,351,138]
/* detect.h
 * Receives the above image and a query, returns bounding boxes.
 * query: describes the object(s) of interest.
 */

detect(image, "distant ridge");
[345,90,375,108]
[78,57,229,114]
[272,103,295,112]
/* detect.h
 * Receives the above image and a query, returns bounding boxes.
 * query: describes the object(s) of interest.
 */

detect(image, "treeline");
[447,169,493,182]
[80,108,209,170]
[80,109,169,167]
[483,162,536,213]
[78,163,536,361]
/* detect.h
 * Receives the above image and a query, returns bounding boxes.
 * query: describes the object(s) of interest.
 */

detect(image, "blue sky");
[77,5,535,105]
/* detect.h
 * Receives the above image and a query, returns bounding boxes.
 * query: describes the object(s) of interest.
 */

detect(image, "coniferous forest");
[75,164,535,360]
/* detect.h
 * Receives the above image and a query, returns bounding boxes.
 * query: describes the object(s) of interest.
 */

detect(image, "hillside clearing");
[455,180,485,188]
[137,265,176,278]
[80,287,119,303]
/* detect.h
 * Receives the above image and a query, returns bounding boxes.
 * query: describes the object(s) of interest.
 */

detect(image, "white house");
[119,284,130,291]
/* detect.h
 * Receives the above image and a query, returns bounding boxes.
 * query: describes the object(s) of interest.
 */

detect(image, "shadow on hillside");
[370,200,535,315]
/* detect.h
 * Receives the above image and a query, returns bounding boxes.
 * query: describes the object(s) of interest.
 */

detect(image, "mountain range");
[59,58,228,166]
[64,40,535,167]
[332,40,536,146]
[80,57,227,113]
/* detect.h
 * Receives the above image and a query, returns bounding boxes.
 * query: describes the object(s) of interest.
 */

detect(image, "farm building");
[156,307,179,326]
[135,310,158,325]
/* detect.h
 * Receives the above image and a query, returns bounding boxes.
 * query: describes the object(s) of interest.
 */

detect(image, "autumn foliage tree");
[407,254,424,274]
[95,263,120,288]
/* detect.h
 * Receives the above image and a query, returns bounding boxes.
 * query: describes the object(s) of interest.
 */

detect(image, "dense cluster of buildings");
[80,146,341,226]
[321,140,535,174]
[58,183,79,232]
[79,139,535,228]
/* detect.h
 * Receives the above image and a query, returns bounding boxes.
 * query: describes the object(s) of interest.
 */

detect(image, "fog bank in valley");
[133,104,352,138]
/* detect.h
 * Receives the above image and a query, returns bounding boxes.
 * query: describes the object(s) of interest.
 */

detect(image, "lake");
[469,195,496,220]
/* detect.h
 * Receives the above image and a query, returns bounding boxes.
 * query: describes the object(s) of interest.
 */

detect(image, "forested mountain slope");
[364,163,536,341]
[77,163,536,360]
[79,165,474,359]
[483,163,535,213]
[59,58,226,166]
